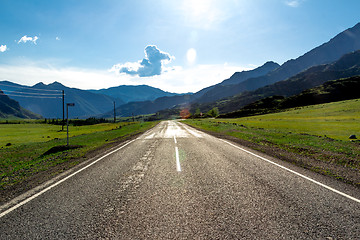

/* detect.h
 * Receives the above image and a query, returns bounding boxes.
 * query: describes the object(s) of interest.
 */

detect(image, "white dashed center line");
[174,135,181,172]
[175,146,181,172]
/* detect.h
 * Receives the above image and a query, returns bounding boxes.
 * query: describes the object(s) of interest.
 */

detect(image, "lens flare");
[186,48,197,64]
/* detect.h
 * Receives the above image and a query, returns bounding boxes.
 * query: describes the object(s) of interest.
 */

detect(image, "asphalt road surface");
[1,120,359,239]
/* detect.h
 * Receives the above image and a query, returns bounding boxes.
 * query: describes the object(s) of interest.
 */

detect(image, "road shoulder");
[183,122,360,189]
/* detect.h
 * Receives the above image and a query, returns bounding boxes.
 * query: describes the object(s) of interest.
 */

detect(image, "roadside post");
[66,103,75,146]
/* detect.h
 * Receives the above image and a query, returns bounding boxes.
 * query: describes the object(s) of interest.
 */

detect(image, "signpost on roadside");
[66,103,75,146]
[62,90,65,131]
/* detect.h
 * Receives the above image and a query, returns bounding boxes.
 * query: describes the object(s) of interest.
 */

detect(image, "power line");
[0,85,66,122]
[0,92,62,99]
[1,90,64,96]
[0,83,63,92]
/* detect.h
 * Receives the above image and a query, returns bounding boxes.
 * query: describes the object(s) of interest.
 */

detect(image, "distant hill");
[101,94,193,118]
[192,61,279,102]
[192,49,360,114]
[221,61,280,86]
[106,22,360,117]
[219,76,360,118]
[0,81,123,118]
[194,22,360,104]
[105,61,279,117]
[0,90,41,119]
[89,85,182,103]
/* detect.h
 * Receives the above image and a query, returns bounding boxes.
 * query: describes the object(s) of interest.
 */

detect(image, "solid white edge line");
[220,139,360,204]
[0,139,136,218]
[175,146,181,172]
[174,135,177,144]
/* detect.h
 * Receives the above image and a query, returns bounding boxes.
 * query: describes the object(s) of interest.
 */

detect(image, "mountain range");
[219,75,360,118]
[89,85,181,103]
[0,82,182,118]
[191,61,280,101]
[1,22,360,119]
[100,62,279,117]
[109,22,360,117]
[0,90,40,119]
[192,22,360,104]
[0,81,120,118]
[200,49,360,115]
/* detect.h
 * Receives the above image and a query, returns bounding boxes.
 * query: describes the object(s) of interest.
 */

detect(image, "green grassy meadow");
[185,99,360,185]
[0,122,135,147]
[0,121,157,192]
[218,99,360,141]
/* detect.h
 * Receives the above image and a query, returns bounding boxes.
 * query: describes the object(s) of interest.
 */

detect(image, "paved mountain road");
[1,120,359,239]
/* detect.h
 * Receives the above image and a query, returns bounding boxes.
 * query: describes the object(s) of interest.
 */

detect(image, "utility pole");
[62,90,65,131]
[113,101,116,123]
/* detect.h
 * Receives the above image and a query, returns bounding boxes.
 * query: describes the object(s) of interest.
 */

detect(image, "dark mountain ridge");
[107,61,280,117]
[89,85,182,103]
[219,76,360,118]
[0,81,122,118]
[110,22,360,117]
[220,61,280,86]
[192,61,280,101]
[197,49,360,115]
[3,22,360,119]
[194,22,360,104]
[0,90,41,119]
[101,94,193,118]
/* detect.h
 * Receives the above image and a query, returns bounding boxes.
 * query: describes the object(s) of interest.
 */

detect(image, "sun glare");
[186,48,197,64]
[181,0,224,29]
[186,0,210,17]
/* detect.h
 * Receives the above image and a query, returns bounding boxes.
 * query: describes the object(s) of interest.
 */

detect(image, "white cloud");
[285,0,303,7]
[0,64,124,90]
[18,35,39,44]
[0,63,251,93]
[110,45,174,77]
[0,45,7,52]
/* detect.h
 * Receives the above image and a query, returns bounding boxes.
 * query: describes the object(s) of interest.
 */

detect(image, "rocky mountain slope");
[0,81,121,118]
[194,22,360,104]
[219,76,360,118]
[89,85,182,103]
[196,50,360,114]
[0,90,41,119]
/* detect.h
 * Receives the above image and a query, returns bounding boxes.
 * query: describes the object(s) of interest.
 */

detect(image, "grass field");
[217,99,360,141]
[0,121,158,193]
[185,99,360,185]
[0,122,134,147]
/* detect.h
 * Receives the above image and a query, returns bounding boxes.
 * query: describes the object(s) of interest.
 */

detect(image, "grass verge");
[184,101,360,187]
[0,121,158,203]
[0,122,133,147]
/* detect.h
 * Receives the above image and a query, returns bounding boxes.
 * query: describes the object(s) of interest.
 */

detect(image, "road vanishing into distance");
[1,120,359,239]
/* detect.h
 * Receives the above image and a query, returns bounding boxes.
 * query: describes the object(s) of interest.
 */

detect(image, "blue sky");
[0,0,359,93]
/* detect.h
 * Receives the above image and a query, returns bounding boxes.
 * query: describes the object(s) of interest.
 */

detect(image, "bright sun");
[186,48,197,64]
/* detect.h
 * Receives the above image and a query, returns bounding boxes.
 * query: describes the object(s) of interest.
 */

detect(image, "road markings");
[144,133,155,139]
[173,135,181,172]
[183,125,203,138]
[175,146,181,172]
[0,139,136,218]
[220,139,360,204]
